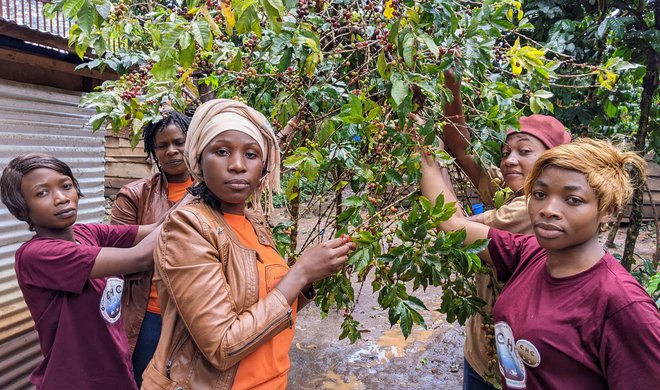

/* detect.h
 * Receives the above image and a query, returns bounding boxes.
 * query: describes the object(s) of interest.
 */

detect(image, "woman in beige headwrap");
[142,99,355,389]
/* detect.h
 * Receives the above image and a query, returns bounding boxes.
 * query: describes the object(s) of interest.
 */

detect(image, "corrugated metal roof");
[0,79,103,388]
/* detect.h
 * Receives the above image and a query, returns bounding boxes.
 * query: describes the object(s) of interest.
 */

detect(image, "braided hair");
[142,110,191,170]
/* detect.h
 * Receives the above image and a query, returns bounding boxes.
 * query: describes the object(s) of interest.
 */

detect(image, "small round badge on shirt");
[516,339,541,367]
[100,277,124,324]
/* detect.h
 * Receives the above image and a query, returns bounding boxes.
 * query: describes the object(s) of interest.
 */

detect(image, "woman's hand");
[296,237,356,283]
[275,237,356,305]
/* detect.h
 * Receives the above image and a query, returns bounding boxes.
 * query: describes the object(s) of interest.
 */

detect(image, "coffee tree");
[47,0,641,341]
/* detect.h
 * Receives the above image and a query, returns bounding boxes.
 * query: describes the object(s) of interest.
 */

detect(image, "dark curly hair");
[188,182,223,212]
[143,110,191,171]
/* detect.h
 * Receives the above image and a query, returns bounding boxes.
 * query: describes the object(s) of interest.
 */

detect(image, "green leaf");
[341,196,364,207]
[646,274,660,296]
[384,169,403,185]
[396,302,414,338]
[77,3,95,35]
[376,51,391,80]
[529,96,541,113]
[151,56,176,80]
[74,42,87,59]
[389,20,400,45]
[338,316,361,343]
[278,48,293,72]
[401,32,415,67]
[236,5,261,35]
[62,0,85,18]
[339,95,364,124]
[390,74,407,106]
[532,89,553,99]
[283,153,307,168]
[349,248,371,273]
[417,31,439,57]
[228,50,243,71]
[261,0,285,33]
[349,94,362,117]
[304,51,320,77]
[95,1,111,19]
[317,120,336,145]
[131,118,143,139]
[464,238,489,255]
[192,20,211,51]
[179,40,196,69]
[89,112,107,131]
[603,99,617,118]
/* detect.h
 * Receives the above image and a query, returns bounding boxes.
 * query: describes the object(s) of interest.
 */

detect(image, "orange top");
[224,213,297,390]
[146,177,192,314]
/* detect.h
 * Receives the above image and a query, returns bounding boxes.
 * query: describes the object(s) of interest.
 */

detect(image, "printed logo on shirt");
[100,277,124,324]
[495,322,526,389]
[516,339,541,367]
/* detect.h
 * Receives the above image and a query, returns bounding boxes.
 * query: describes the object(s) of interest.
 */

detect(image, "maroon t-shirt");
[488,228,660,389]
[15,224,139,390]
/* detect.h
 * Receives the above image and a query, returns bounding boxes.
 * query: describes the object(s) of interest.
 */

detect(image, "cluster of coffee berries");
[108,2,128,23]
[119,65,151,101]
[297,0,310,19]
[244,33,259,50]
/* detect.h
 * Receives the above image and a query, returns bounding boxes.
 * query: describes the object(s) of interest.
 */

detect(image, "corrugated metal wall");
[0,79,104,389]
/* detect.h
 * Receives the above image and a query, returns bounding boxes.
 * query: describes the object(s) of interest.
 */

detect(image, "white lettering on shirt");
[100,277,124,324]
[495,321,527,388]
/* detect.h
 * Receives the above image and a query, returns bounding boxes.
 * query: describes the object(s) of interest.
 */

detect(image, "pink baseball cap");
[506,114,571,149]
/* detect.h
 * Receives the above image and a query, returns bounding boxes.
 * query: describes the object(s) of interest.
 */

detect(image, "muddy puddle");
[288,281,464,389]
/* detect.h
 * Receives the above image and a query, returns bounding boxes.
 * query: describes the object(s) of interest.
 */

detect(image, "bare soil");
[281,207,657,390]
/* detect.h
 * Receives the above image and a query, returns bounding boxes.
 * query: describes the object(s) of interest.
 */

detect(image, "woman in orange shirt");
[142,99,355,389]
[110,111,192,386]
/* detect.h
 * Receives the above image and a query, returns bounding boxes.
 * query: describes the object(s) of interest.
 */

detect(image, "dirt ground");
[288,284,464,389]
[281,208,657,390]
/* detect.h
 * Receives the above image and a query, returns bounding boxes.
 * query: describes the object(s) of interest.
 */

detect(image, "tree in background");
[47,0,659,338]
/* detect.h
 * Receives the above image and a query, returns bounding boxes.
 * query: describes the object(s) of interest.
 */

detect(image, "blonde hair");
[524,138,648,216]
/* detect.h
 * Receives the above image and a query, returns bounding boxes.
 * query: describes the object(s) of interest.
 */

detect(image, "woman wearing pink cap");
[421,72,571,389]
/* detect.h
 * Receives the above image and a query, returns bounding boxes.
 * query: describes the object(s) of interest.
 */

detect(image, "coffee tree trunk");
[621,6,659,270]
[605,210,624,248]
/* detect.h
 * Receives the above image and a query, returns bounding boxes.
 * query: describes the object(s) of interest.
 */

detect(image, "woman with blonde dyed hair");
[141,99,355,389]
[425,138,659,389]
[523,137,647,219]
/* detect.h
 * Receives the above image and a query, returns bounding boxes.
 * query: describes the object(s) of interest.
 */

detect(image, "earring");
[599,223,609,232]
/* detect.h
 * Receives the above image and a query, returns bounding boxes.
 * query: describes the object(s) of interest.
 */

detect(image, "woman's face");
[154,123,189,183]
[500,133,547,191]
[200,130,264,215]
[527,166,607,253]
[20,168,79,236]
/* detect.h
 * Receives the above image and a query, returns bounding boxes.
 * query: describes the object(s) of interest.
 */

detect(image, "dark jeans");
[463,358,497,390]
[131,311,162,387]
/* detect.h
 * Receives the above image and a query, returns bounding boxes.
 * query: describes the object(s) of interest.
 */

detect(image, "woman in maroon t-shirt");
[425,138,660,389]
[0,153,164,389]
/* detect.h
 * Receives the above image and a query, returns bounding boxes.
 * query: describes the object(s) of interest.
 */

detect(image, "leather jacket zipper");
[166,332,190,379]
[227,308,293,357]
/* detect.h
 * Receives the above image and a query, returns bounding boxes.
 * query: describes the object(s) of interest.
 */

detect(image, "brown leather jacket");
[111,172,173,353]
[142,200,311,389]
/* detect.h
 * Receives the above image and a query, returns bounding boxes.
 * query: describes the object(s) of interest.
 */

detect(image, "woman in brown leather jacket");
[110,111,191,386]
[142,99,355,389]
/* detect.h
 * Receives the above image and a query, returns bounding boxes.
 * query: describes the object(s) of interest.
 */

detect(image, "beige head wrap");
[184,99,281,215]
